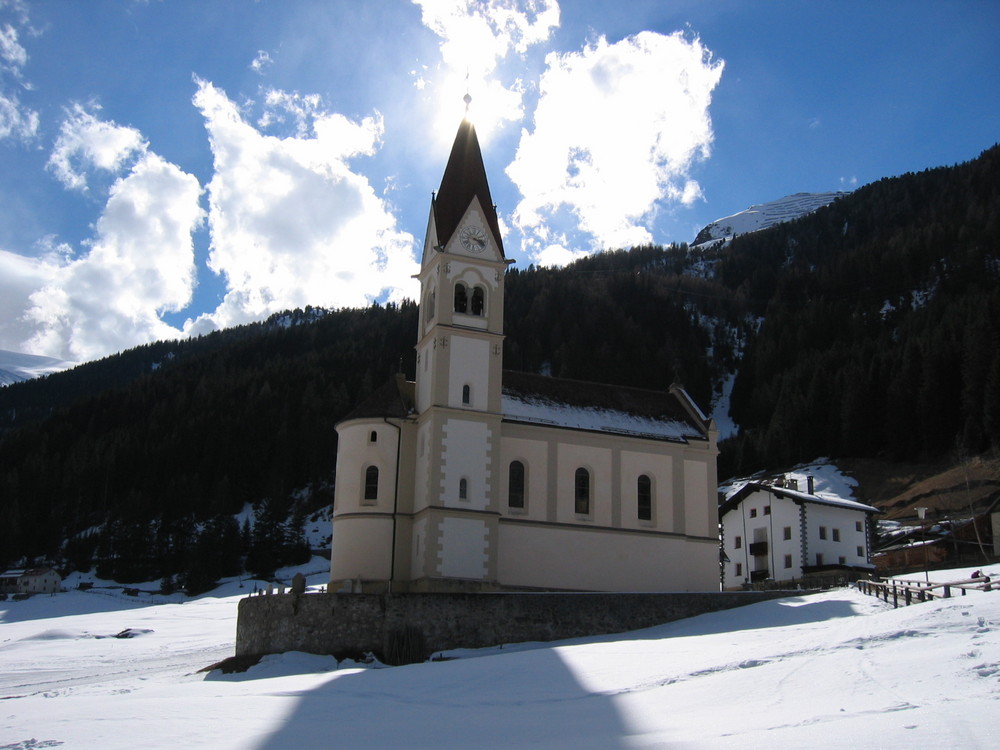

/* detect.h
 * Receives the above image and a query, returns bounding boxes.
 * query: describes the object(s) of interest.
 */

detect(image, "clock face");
[460,225,489,252]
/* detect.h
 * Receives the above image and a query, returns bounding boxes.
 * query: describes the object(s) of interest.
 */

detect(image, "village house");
[328,115,720,593]
[720,477,879,589]
[0,567,62,596]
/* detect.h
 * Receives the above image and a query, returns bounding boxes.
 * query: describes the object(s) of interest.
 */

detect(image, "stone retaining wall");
[235,590,803,660]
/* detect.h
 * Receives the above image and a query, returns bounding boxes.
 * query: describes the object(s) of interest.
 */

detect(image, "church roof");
[340,371,709,444]
[339,374,415,422]
[500,371,709,443]
[434,118,504,256]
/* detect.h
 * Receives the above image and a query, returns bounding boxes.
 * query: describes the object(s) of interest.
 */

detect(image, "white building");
[720,478,879,589]
[0,567,62,595]
[329,116,720,593]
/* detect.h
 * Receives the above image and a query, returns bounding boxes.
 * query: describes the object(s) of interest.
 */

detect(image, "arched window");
[637,474,652,521]
[459,477,468,500]
[471,286,485,315]
[574,467,590,515]
[508,461,525,509]
[369,430,378,444]
[462,384,471,405]
[364,466,379,502]
[454,282,468,313]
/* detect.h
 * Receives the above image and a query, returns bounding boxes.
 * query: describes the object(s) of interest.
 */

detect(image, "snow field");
[1,565,998,749]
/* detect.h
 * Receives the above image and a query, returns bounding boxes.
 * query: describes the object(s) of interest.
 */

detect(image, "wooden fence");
[857,575,994,608]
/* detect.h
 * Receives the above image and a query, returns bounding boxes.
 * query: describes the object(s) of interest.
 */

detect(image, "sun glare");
[427,68,518,152]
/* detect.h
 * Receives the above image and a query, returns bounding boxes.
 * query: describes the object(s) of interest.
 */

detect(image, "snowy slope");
[0,349,75,386]
[693,191,848,247]
[1,564,997,749]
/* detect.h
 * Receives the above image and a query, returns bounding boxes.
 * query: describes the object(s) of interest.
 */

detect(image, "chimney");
[807,475,815,494]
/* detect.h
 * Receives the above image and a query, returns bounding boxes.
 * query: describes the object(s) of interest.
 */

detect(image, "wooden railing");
[857,576,994,608]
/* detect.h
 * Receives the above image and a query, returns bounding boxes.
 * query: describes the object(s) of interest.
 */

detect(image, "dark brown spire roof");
[434,118,504,256]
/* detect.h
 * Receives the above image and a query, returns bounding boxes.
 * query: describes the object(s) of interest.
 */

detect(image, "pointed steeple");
[434,118,504,256]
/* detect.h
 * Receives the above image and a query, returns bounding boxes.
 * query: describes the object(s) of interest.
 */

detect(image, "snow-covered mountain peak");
[0,349,76,386]
[693,191,849,248]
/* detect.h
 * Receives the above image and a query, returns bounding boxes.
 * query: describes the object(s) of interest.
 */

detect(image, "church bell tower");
[409,114,510,590]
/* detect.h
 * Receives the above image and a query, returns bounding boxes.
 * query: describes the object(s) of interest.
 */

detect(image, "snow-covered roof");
[501,371,708,443]
[341,371,711,444]
[721,482,880,516]
[502,395,696,442]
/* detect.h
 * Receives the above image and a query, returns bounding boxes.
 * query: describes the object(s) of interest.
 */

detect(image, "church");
[329,115,719,593]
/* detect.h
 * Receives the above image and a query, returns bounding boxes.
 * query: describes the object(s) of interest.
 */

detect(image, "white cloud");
[20,150,204,361]
[412,0,559,139]
[46,103,147,190]
[0,245,57,353]
[507,30,724,260]
[250,50,273,75]
[0,6,38,141]
[0,20,27,71]
[0,90,36,139]
[0,103,206,360]
[188,79,418,333]
[534,242,590,268]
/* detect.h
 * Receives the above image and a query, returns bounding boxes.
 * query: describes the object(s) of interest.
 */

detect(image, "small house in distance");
[720,477,879,589]
[0,567,62,596]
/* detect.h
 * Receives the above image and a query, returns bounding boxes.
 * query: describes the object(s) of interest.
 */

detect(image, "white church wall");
[498,522,718,592]
[410,516,428,581]
[438,517,490,579]
[684,458,713,537]
[448,337,489,409]
[441,419,491,511]
[556,443,613,525]
[329,517,394,588]
[619,449,674,531]
[499,435,549,521]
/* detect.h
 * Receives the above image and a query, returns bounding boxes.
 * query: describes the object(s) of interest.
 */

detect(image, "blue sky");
[1,0,997,363]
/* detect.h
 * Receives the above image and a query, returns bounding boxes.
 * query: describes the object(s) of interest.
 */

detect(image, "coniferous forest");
[1,144,997,586]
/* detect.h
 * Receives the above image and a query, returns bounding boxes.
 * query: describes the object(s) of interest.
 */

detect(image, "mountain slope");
[692,191,849,247]
[0,349,75,386]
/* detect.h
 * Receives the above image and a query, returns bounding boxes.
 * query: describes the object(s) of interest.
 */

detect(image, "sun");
[426,67,521,151]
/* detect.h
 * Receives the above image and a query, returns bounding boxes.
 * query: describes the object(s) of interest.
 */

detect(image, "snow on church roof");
[501,371,707,443]
[337,371,711,444]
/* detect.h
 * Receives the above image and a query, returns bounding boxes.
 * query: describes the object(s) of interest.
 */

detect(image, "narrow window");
[784,554,792,569]
[369,430,378,443]
[454,282,468,313]
[574,468,590,515]
[856,520,863,532]
[429,290,436,318]
[462,384,471,405]
[637,474,652,521]
[471,286,485,316]
[819,526,827,540]
[735,563,743,577]
[832,528,840,542]
[364,466,379,502]
[857,545,864,557]
[749,508,757,518]
[508,461,525,509]
[816,553,824,566]
[459,477,468,500]
[734,535,742,549]
[783,526,792,541]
